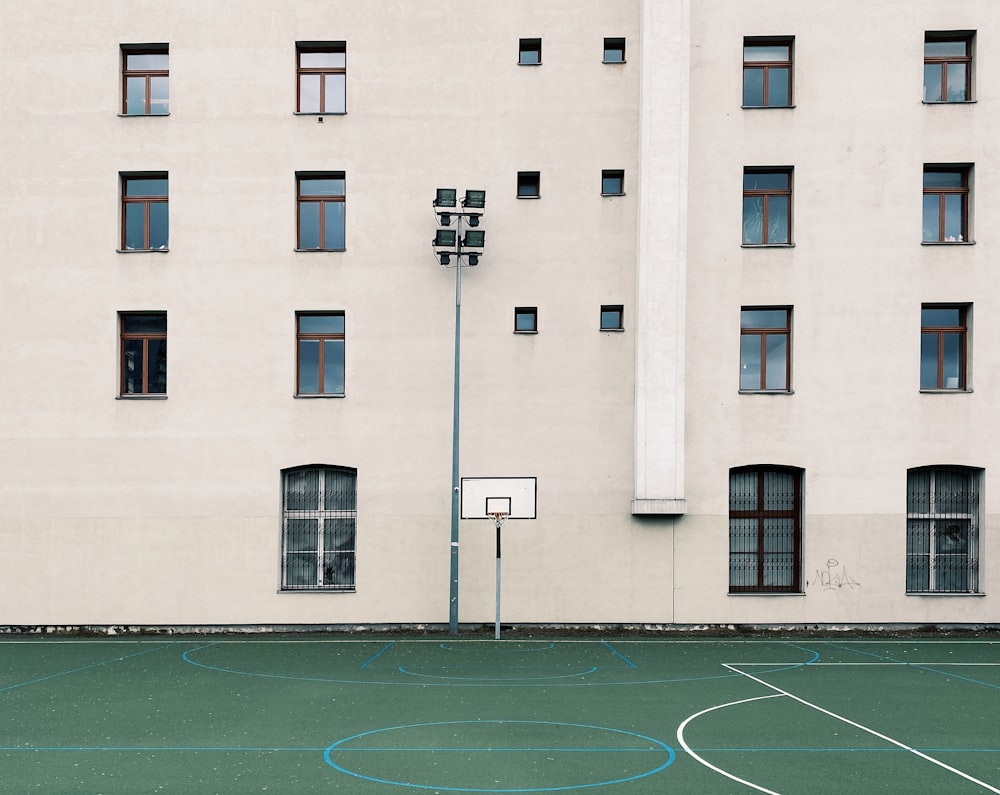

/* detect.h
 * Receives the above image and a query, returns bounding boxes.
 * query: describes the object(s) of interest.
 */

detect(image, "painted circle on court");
[323,719,675,792]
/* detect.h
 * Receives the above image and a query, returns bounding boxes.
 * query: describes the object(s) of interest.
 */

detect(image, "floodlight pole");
[448,214,464,636]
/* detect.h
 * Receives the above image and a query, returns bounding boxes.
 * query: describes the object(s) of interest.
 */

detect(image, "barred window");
[907,466,980,594]
[281,466,356,591]
[729,466,802,593]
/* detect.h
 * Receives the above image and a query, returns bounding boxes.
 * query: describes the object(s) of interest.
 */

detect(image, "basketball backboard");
[460,477,537,519]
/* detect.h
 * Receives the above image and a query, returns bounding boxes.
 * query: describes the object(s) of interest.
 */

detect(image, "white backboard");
[460,477,537,519]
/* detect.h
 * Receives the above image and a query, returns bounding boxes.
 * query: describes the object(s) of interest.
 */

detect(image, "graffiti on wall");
[809,558,860,591]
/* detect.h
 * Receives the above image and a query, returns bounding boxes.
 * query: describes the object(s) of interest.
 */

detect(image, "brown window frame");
[924,32,973,103]
[296,42,347,114]
[296,312,346,397]
[743,168,792,246]
[296,173,346,251]
[119,312,167,396]
[743,37,793,108]
[121,45,169,115]
[120,174,168,251]
[740,307,792,393]
[729,466,803,594]
[923,166,970,243]
[920,304,968,391]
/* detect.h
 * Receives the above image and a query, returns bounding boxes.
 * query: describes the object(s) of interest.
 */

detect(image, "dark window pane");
[922,194,940,242]
[149,76,169,114]
[941,332,962,388]
[740,334,761,390]
[602,174,623,194]
[122,339,145,394]
[922,307,961,326]
[125,178,168,197]
[123,314,166,333]
[146,339,167,393]
[744,172,789,190]
[299,314,344,334]
[123,203,146,250]
[764,334,788,390]
[298,340,320,394]
[924,64,943,102]
[515,311,536,331]
[925,41,968,58]
[946,63,968,101]
[742,196,763,244]
[943,193,964,241]
[285,553,317,586]
[324,470,355,510]
[148,202,168,249]
[323,339,345,394]
[923,171,964,188]
[743,68,764,106]
[298,202,320,249]
[741,309,787,329]
[601,309,621,329]
[324,201,346,249]
[920,333,939,389]
[767,195,790,243]
[125,76,146,115]
[768,67,790,106]
[286,470,320,510]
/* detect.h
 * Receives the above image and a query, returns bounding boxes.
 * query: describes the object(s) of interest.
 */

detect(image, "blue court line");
[0,643,174,695]
[823,642,1000,690]
[360,642,394,669]
[0,746,327,752]
[601,642,637,668]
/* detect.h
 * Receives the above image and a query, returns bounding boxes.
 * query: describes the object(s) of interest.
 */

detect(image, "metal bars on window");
[729,466,802,593]
[906,466,980,594]
[281,466,357,591]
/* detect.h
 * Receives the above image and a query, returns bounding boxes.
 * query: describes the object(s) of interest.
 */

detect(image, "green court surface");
[0,635,997,793]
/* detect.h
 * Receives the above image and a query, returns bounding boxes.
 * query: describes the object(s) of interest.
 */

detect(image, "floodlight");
[434,229,457,247]
[435,188,457,208]
[463,230,485,247]
[467,253,480,266]
[439,212,453,226]
[467,214,481,227]
[439,253,451,266]
[462,189,486,209]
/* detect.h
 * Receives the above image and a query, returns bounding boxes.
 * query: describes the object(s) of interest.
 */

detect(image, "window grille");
[281,466,356,591]
[906,466,980,593]
[729,466,802,593]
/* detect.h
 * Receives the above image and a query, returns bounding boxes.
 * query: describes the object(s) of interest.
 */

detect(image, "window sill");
[514,329,538,334]
[906,591,984,597]
[279,588,356,594]
[117,112,170,117]
[919,388,972,394]
[518,62,542,67]
[295,393,346,399]
[922,100,976,105]
[741,243,795,248]
[294,248,346,253]
[601,192,626,197]
[741,104,796,110]
[116,394,167,400]
[921,241,975,246]
[728,591,804,596]
[517,195,541,200]
[602,59,626,65]
[117,248,169,254]
[739,389,794,395]
[294,111,347,116]
[600,327,625,333]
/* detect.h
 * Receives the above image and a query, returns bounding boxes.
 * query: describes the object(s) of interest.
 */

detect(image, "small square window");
[602,170,625,196]
[600,305,623,331]
[121,44,169,115]
[743,37,793,108]
[297,41,347,114]
[120,173,168,251]
[519,38,542,65]
[514,307,537,333]
[517,171,540,198]
[603,38,626,63]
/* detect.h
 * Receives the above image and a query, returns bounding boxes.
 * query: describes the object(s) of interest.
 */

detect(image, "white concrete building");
[0,1,995,631]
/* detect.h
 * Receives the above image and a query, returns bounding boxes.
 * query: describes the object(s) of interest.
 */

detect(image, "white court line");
[733,662,1000,667]
[723,664,1000,794]
[676,694,785,794]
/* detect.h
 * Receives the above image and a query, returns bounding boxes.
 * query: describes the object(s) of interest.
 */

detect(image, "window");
[907,466,980,593]
[121,174,168,251]
[121,45,168,115]
[740,307,791,392]
[119,312,166,396]
[600,305,623,331]
[296,42,347,114]
[924,32,973,103]
[517,171,540,198]
[920,305,968,390]
[743,169,791,245]
[519,38,542,65]
[923,166,970,243]
[743,38,792,108]
[603,38,626,63]
[729,466,802,593]
[297,174,345,250]
[297,313,345,396]
[602,170,625,196]
[281,466,356,591]
[514,307,537,333]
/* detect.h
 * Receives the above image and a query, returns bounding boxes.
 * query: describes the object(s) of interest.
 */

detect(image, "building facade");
[0,0,995,630]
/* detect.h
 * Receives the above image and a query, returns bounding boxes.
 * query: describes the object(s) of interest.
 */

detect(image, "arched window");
[906,466,981,594]
[281,465,356,591]
[729,466,802,593]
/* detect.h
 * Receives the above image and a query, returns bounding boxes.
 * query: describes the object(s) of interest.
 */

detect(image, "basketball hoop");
[487,511,509,530]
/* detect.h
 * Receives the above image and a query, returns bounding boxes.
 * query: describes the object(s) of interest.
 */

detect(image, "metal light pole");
[432,189,485,636]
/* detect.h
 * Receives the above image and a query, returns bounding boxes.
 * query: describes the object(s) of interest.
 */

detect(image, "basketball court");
[1,634,997,792]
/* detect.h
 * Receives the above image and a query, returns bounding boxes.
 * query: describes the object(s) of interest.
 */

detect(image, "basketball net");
[488,511,509,530]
